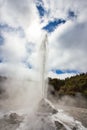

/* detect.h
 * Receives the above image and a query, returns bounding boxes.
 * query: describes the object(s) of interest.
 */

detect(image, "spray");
[40,34,48,99]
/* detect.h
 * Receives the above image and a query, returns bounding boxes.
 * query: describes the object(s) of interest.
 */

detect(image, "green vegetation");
[48,73,87,97]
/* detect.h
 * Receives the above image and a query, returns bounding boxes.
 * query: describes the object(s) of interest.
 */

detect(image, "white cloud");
[0,0,42,43]
[0,0,43,79]
[41,0,87,21]
[48,71,76,79]
[48,19,87,72]
[0,0,39,27]
[0,31,27,62]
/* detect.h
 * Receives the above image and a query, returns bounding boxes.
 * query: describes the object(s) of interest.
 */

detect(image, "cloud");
[48,19,87,72]
[0,0,39,26]
[0,24,42,79]
[0,31,26,62]
[0,0,43,79]
[0,0,42,43]
[48,71,76,79]
[40,0,87,20]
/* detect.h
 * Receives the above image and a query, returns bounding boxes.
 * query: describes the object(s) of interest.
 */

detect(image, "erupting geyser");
[0,34,86,130]
[40,34,48,99]
[38,34,58,116]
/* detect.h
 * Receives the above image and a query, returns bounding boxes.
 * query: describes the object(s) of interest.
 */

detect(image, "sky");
[0,0,87,79]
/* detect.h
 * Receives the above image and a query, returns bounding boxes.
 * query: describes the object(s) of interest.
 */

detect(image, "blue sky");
[36,3,46,17]
[0,0,87,79]
[43,19,66,33]
[51,69,79,75]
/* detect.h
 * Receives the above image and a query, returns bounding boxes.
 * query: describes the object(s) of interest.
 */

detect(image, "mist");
[48,86,87,108]
[0,77,42,113]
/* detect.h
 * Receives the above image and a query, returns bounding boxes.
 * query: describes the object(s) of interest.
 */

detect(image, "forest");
[48,73,87,98]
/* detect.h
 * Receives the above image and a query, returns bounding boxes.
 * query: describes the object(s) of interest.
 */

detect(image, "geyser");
[40,34,48,98]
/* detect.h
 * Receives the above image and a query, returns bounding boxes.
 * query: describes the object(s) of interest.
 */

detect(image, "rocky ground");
[0,99,87,130]
[54,104,87,128]
[0,113,24,130]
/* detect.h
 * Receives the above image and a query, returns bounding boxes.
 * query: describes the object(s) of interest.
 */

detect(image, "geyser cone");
[37,98,58,114]
[24,99,67,130]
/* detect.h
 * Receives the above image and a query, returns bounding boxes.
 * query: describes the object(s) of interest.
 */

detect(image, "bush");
[48,73,87,98]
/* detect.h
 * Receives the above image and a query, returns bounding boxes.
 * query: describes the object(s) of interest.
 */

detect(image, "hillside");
[48,73,87,98]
